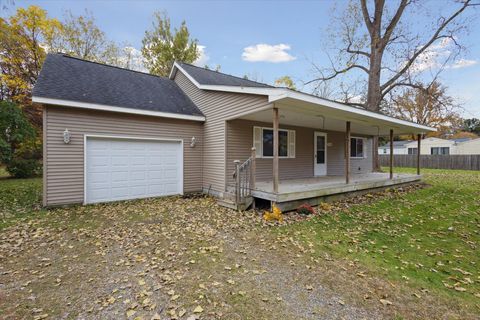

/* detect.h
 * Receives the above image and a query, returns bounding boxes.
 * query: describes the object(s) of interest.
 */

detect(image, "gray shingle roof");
[177,62,273,88]
[33,54,204,117]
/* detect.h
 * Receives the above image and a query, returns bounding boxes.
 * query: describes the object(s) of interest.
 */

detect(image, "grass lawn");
[281,167,480,312]
[0,166,44,229]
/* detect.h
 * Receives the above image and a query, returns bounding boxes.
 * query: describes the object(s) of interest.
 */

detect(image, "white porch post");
[389,129,394,179]
[273,107,279,193]
[345,121,351,184]
[417,133,421,175]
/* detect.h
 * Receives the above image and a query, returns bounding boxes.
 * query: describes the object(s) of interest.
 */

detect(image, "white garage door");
[85,137,183,204]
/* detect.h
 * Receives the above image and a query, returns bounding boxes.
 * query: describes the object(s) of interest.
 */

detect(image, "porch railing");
[232,147,256,205]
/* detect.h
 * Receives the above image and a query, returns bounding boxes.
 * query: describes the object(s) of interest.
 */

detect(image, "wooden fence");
[379,155,480,171]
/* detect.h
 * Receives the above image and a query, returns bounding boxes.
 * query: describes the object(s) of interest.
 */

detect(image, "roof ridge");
[177,61,273,87]
[51,53,168,80]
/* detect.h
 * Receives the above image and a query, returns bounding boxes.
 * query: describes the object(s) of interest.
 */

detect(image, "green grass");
[0,175,44,229]
[282,167,480,309]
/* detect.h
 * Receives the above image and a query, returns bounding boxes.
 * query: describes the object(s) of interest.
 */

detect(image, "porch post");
[417,134,421,175]
[251,147,256,190]
[273,107,279,193]
[345,121,351,184]
[389,129,394,179]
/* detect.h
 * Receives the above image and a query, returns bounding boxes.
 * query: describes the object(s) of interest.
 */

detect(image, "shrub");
[6,140,42,178]
[0,101,41,178]
[297,203,315,215]
[6,158,41,178]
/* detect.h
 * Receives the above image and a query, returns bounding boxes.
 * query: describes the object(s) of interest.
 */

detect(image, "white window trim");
[350,136,367,159]
[253,126,295,159]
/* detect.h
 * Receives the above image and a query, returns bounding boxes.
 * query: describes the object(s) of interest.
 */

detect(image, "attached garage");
[85,137,183,204]
[33,54,205,206]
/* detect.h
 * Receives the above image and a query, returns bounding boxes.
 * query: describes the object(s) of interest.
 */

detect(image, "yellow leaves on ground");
[263,205,283,222]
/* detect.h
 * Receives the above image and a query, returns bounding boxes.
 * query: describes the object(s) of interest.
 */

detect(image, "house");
[453,138,480,155]
[379,137,480,155]
[378,140,414,155]
[33,54,435,210]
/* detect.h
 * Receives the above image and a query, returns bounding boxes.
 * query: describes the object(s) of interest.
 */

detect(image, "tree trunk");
[368,46,384,171]
[366,47,383,112]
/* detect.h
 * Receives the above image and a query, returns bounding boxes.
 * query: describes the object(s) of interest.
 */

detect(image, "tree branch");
[381,0,472,92]
[360,0,374,36]
[305,63,369,85]
[381,0,409,48]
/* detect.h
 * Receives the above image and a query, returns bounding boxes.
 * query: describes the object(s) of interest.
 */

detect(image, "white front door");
[314,132,327,176]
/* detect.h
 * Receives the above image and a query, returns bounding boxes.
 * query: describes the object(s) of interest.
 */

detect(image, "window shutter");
[253,127,262,157]
[288,130,296,158]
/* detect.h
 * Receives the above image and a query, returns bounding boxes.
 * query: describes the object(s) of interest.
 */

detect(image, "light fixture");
[190,136,196,147]
[63,129,71,144]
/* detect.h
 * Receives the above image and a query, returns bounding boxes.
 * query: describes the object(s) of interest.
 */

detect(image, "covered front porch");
[223,90,434,210]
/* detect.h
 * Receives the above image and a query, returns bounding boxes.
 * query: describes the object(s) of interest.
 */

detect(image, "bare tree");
[307,0,477,112]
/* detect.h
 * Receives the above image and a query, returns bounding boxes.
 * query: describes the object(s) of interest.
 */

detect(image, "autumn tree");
[58,10,121,65]
[0,6,62,125]
[275,76,296,90]
[142,11,199,77]
[389,81,461,137]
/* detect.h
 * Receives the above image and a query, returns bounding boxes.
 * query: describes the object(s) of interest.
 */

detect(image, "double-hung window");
[350,137,365,158]
[253,127,295,158]
[408,147,418,155]
[431,147,449,155]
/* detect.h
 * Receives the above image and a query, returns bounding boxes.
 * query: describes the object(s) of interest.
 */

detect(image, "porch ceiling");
[238,96,434,136]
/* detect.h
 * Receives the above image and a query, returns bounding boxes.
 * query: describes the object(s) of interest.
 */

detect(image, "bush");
[0,101,41,178]
[6,158,41,178]
[6,140,42,178]
[297,203,315,215]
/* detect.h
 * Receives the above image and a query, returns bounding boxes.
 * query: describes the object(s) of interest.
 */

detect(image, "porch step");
[217,196,254,211]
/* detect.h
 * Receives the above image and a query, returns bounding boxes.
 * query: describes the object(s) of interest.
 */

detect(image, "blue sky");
[3,0,480,117]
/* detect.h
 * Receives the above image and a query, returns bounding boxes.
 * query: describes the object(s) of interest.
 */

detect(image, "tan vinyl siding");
[226,119,373,185]
[174,71,270,194]
[44,105,203,206]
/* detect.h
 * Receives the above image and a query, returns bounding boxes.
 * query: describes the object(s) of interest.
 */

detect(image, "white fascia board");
[270,91,436,132]
[171,61,281,96]
[32,96,206,122]
[171,61,435,133]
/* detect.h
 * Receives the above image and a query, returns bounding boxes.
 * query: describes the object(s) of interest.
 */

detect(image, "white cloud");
[411,38,478,73]
[450,58,478,69]
[242,43,296,63]
[193,45,210,67]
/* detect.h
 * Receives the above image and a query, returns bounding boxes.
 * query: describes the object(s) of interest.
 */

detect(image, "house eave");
[32,96,206,122]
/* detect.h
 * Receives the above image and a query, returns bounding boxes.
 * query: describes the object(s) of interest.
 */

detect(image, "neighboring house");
[378,140,414,155]
[33,54,435,210]
[455,138,480,155]
[379,137,480,155]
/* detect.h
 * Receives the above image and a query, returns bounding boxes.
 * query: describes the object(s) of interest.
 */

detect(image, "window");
[408,147,418,155]
[253,127,295,158]
[350,137,365,158]
[431,147,449,155]
[383,148,387,154]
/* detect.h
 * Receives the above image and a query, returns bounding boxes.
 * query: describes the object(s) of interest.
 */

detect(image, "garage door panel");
[86,137,182,204]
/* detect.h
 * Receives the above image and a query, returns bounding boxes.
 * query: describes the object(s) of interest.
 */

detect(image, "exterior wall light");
[63,129,71,144]
[190,136,196,147]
